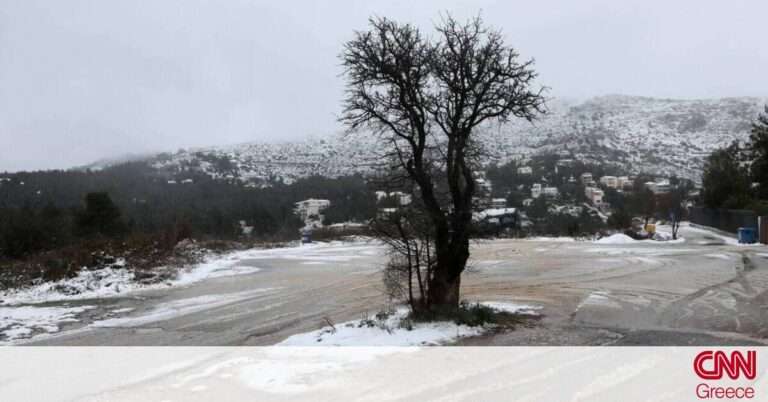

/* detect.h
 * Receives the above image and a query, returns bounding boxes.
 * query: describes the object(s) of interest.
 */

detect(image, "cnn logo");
[694,350,757,380]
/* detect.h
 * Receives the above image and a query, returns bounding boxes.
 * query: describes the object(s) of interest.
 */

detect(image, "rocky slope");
[89,95,767,184]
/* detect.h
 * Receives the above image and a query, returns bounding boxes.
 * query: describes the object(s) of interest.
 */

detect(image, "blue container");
[301,230,312,244]
[737,227,757,244]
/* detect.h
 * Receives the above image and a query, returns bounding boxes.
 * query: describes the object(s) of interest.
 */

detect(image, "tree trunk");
[427,236,469,311]
[427,270,461,311]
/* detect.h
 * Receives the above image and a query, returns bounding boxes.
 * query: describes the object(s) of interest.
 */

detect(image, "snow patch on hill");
[93,96,767,183]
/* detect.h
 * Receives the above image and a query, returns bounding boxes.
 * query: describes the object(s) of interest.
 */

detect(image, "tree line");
[701,106,768,215]
[0,162,376,259]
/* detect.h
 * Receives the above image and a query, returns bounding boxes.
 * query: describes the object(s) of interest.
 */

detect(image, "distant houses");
[473,207,519,233]
[599,176,618,188]
[644,180,671,194]
[531,183,542,198]
[375,191,412,206]
[295,198,331,228]
[531,183,558,199]
[599,175,633,190]
[584,186,605,206]
[542,186,559,198]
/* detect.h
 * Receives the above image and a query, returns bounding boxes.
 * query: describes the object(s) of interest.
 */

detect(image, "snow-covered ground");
[0,240,381,307]
[92,288,279,328]
[524,236,578,242]
[0,240,382,344]
[595,234,638,244]
[0,226,762,346]
[277,302,541,346]
[0,305,95,341]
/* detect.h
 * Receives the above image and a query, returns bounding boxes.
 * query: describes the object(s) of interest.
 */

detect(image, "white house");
[491,198,507,209]
[543,186,559,197]
[617,176,633,189]
[580,173,594,185]
[517,166,533,175]
[584,187,604,205]
[295,198,331,227]
[644,180,670,194]
[531,183,542,199]
[475,177,493,195]
[390,191,412,206]
[376,191,412,206]
[239,220,254,236]
[599,176,618,188]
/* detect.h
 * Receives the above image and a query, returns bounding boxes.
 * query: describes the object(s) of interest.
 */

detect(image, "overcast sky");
[1,0,767,172]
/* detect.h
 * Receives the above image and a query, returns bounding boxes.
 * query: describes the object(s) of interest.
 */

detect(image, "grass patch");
[409,301,538,330]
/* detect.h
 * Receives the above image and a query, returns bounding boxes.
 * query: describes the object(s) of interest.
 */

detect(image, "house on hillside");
[376,191,412,206]
[543,187,559,198]
[644,180,670,194]
[531,183,542,199]
[599,176,618,188]
[473,207,519,234]
[517,166,532,175]
[584,187,604,206]
[618,176,633,190]
[295,198,331,228]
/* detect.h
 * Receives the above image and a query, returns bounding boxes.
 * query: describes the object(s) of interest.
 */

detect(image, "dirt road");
[20,224,768,346]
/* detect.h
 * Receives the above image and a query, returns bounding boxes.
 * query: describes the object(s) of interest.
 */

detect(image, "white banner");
[0,347,765,401]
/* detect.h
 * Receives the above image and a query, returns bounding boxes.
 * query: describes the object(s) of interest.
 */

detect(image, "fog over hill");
[84,95,767,184]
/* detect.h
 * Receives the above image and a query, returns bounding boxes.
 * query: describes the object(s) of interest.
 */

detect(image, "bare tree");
[342,15,545,311]
[373,199,435,311]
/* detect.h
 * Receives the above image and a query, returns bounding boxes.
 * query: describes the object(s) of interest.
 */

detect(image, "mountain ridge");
[82,94,767,184]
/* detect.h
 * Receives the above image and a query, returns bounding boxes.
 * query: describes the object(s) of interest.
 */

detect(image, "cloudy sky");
[1,0,767,171]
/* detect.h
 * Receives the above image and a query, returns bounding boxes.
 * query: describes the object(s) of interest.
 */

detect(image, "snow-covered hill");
[480,95,765,180]
[90,95,766,184]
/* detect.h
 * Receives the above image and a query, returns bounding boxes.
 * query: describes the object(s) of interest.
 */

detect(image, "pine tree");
[750,106,768,199]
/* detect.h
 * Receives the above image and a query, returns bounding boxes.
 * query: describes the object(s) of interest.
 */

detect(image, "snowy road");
[5,223,768,346]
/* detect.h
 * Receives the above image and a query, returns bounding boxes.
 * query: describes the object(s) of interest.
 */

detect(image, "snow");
[477,302,542,316]
[705,253,733,260]
[93,288,278,328]
[238,349,401,394]
[0,246,278,306]
[0,267,138,306]
[576,291,622,311]
[277,302,540,346]
[277,308,484,346]
[0,305,95,343]
[237,241,383,263]
[679,224,739,245]
[524,236,577,242]
[674,223,765,247]
[594,232,685,245]
[133,96,765,187]
[584,247,697,257]
[595,234,637,244]
[205,265,261,279]
[0,239,377,342]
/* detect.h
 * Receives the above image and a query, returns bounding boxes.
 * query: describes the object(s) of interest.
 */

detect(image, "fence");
[689,207,758,234]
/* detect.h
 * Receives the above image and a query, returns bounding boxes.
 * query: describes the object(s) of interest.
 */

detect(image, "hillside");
[86,95,767,184]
